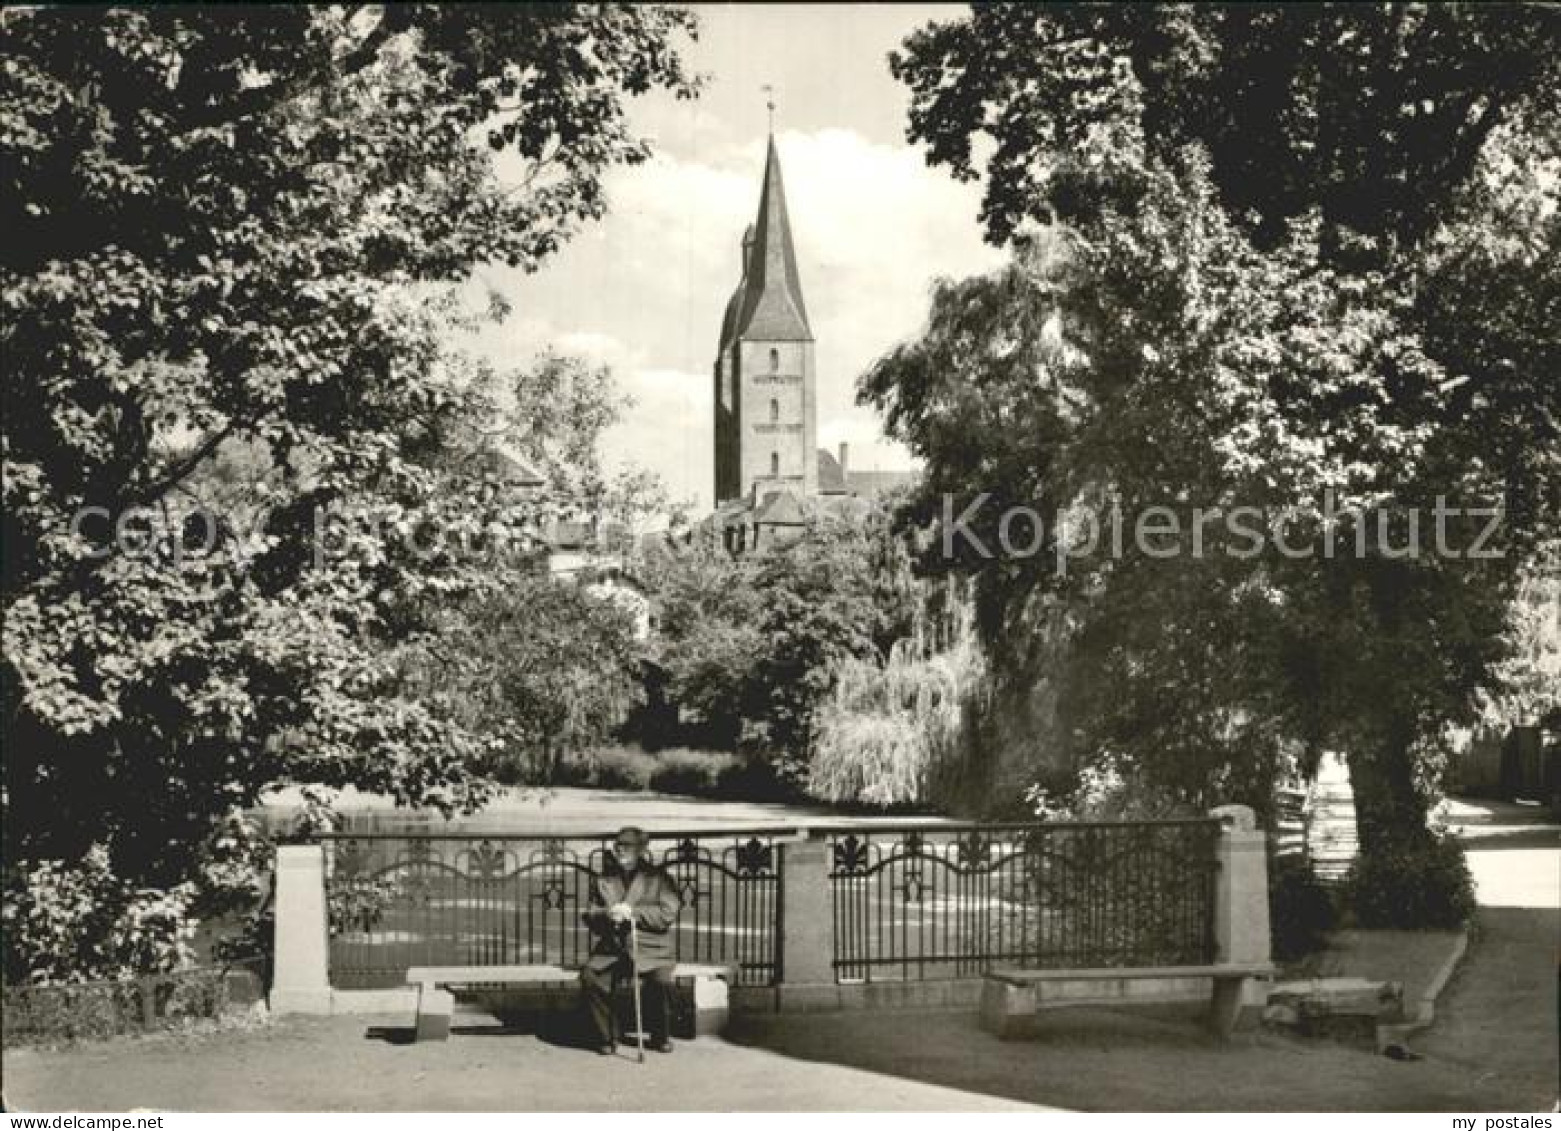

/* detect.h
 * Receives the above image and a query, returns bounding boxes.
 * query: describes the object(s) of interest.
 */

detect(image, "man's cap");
[612,826,650,849]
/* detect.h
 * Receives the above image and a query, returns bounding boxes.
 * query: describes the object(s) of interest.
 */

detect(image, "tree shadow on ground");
[721,1002,1508,1112]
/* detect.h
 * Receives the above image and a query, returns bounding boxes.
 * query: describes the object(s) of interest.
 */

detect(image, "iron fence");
[826,819,1222,983]
[319,830,783,989]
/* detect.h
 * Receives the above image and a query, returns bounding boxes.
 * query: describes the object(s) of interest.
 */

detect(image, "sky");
[465,4,1004,512]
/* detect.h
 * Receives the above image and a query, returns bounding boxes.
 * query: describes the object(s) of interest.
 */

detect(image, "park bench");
[406,962,738,1042]
[979,962,1276,1041]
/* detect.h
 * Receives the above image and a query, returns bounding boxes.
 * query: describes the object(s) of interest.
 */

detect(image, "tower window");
[770,452,779,476]
[769,348,780,373]
[769,398,779,422]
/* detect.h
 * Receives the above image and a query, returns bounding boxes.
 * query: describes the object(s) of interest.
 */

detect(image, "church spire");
[734,135,812,341]
[712,126,819,504]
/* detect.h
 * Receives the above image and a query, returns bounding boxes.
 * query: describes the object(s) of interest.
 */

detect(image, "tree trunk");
[1346,724,1433,859]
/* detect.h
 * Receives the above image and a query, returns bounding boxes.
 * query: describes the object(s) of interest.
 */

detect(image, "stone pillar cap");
[1209,804,1257,830]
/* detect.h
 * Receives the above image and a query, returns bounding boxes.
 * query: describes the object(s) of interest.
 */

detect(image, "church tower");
[713,136,817,503]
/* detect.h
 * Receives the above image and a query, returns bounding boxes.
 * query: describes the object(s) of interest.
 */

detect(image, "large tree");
[876,4,1560,850]
[640,511,915,771]
[1,4,697,949]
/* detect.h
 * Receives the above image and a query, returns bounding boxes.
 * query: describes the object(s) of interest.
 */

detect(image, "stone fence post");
[776,831,837,1008]
[270,844,333,1014]
[1209,804,1272,1019]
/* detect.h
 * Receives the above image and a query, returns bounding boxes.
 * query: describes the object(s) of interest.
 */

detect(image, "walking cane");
[628,918,646,1064]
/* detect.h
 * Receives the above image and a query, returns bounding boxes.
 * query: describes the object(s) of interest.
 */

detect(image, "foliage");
[876,5,1561,851]
[1268,855,1338,963]
[420,571,643,786]
[810,580,987,806]
[637,540,767,749]
[2,847,195,986]
[1481,561,1561,730]
[328,876,405,938]
[1025,755,1196,823]
[640,511,918,772]
[210,869,402,986]
[585,745,660,793]
[981,825,1225,968]
[709,754,801,805]
[745,521,910,763]
[648,748,740,798]
[1,966,243,1047]
[501,351,673,533]
[1343,830,1475,930]
[893,5,1559,254]
[556,745,754,800]
[1,4,696,973]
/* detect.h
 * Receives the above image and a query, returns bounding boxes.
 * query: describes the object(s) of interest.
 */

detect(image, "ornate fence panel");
[827,819,1222,983]
[320,831,782,989]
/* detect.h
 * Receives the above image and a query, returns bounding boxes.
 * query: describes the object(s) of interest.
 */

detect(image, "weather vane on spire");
[761,84,776,131]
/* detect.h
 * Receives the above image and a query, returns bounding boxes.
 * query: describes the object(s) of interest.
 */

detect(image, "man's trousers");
[579,960,674,1045]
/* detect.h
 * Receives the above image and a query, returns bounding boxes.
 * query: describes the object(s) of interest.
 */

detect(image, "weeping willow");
[809,581,988,806]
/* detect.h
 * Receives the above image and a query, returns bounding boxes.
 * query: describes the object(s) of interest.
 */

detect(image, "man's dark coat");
[581,858,682,972]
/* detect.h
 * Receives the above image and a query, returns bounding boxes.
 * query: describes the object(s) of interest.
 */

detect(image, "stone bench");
[406,963,737,1042]
[979,963,1276,1041]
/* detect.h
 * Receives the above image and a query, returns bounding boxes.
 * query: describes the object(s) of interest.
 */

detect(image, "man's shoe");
[650,1038,674,1054]
[596,1042,616,1056]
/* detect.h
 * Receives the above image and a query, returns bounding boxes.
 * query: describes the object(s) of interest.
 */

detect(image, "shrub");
[1344,831,1476,929]
[1026,756,1193,822]
[715,755,800,803]
[2,846,196,986]
[648,748,738,797]
[189,811,273,920]
[1269,854,1338,962]
[215,872,401,985]
[1,966,243,1047]
[328,876,405,936]
[575,743,795,802]
[550,753,596,788]
[588,745,659,791]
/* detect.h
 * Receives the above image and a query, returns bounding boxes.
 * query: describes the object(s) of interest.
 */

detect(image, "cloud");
[606,367,713,510]
[554,330,642,371]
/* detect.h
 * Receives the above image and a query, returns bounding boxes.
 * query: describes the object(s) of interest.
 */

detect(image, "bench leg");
[414,985,454,1042]
[980,979,1038,1040]
[1208,976,1249,1040]
[692,975,730,1037]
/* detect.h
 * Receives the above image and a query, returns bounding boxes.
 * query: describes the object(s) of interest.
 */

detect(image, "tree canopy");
[638,511,916,776]
[1,5,697,910]
[876,3,1560,845]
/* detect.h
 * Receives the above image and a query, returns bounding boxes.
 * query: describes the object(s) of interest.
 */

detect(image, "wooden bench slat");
[985,963,1274,986]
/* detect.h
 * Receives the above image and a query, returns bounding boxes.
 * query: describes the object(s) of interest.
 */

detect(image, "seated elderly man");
[579,826,683,1055]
